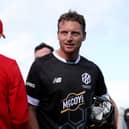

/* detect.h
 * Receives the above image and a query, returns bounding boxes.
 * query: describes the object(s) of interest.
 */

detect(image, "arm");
[26,60,42,129]
[110,97,119,129]
[28,104,40,129]
[95,67,118,128]
[8,61,29,129]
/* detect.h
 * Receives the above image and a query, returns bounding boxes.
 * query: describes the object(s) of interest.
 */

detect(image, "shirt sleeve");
[8,60,29,129]
[26,61,42,106]
[94,66,107,96]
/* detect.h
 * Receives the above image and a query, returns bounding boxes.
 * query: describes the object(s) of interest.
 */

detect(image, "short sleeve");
[26,61,42,106]
[94,66,107,96]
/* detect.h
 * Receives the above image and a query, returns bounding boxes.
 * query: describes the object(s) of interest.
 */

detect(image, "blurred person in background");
[34,42,54,58]
[124,108,129,129]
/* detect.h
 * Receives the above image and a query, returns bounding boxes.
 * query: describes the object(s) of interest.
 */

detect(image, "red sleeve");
[8,61,29,129]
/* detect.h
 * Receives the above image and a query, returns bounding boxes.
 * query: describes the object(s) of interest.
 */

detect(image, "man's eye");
[72,32,80,36]
[60,31,67,35]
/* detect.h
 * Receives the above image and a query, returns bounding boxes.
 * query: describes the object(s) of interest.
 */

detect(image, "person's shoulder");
[0,54,16,64]
[80,56,98,67]
[80,56,104,75]
[0,54,18,72]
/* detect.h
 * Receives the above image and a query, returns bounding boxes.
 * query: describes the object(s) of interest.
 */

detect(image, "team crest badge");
[81,72,91,85]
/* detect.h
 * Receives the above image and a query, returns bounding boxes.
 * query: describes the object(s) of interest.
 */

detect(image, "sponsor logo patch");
[61,91,85,114]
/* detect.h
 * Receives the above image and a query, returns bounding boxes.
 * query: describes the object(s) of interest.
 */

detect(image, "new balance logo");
[52,77,62,84]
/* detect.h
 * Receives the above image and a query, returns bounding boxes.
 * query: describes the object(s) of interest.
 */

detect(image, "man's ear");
[82,32,86,41]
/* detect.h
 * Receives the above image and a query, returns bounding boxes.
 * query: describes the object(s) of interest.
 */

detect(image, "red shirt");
[0,54,29,129]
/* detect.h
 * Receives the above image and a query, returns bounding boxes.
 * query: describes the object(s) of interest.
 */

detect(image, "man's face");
[57,20,86,56]
[35,47,52,58]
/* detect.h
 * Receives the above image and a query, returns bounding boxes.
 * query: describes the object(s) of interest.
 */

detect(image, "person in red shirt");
[0,19,29,129]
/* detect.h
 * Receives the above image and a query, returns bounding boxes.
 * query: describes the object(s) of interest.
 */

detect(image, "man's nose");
[67,32,73,41]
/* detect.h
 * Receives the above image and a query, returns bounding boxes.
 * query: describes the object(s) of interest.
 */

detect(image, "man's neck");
[53,50,80,64]
[56,49,78,61]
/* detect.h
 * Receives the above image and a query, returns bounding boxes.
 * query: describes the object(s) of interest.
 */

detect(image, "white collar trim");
[53,51,80,64]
